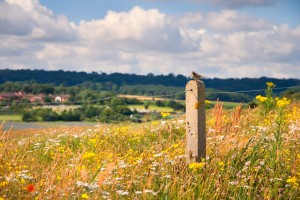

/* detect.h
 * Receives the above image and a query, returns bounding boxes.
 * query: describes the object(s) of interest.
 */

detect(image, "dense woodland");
[0,69,299,90]
[1,69,299,101]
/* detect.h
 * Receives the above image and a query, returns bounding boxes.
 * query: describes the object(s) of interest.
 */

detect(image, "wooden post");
[186,80,206,163]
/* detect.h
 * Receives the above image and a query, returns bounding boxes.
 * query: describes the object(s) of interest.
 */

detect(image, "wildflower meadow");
[0,83,299,199]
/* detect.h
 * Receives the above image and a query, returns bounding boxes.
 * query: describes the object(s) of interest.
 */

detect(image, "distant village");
[0,92,70,104]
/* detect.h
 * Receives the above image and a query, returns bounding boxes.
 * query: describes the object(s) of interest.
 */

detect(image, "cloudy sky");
[0,0,299,78]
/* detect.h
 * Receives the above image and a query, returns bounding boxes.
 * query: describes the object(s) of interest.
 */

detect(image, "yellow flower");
[151,121,159,125]
[81,193,89,199]
[82,152,96,160]
[256,95,267,102]
[189,162,205,171]
[0,181,8,187]
[88,139,97,145]
[77,165,86,172]
[58,146,65,153]
[286,176,298,187]
[205,100,211,104]
[276,97,291,107]
[0,197,5,200]
[266,82,275,87]
[218,161,225,171]
[161,112,170,119]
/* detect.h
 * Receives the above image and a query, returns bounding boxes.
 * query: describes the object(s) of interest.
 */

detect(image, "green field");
[210,100,243,109]
[129,104,174,112]
[130,101,242,111]
[0,114,22,122]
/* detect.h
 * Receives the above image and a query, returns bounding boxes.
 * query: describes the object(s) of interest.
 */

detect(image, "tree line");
[1,69,299,93]
[0,69,299,103]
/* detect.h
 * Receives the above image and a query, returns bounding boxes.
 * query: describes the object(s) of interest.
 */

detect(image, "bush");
[61,109,82,121]
[166,100,185,111]
[113,106,133,116]
[40,109,61,121]
[22,110,38,122]
[81,105,103,118]
[155,100,164,107]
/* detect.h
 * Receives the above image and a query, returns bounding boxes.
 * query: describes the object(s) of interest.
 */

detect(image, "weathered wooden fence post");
[186,80,206,163]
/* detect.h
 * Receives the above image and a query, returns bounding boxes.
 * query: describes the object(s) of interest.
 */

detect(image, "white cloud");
[0,0,299,78]
[78,6,197,52]
[204,10,270,32]
[3,0,77,41]
[0,2,34,35]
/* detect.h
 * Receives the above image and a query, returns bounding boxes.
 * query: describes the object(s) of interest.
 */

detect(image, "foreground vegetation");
[0,83,299,199]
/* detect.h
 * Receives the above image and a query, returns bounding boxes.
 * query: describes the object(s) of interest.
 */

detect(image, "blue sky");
[39,0,213,21]
[0,0,299,78]
[40,0,300,27]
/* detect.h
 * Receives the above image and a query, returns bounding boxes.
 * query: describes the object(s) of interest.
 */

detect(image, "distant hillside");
[0,69,187,87]
[1,69,299,88]
[0,69,299,102]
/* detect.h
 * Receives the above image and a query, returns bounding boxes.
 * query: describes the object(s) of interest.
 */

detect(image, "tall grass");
[0,84,299,199]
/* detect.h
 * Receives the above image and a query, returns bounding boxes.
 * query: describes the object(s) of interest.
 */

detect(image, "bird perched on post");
[191,71,205,80]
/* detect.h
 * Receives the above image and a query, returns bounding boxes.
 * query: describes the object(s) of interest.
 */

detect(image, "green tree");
[61,109,81,121]
[144,102,149,110]
[114,106,133,116]
[22,110,38,122]
[40,109,60,121]
[44,96,52,103]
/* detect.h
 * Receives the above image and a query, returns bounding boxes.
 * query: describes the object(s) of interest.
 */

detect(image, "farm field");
[118,94,167,101]
[0,114,22,122]
[128,104,174,112]
[119,94,241,107]
[122,93,243,110]
[0,121,98,132]
[210,100,242,109]
[0,84,300,199]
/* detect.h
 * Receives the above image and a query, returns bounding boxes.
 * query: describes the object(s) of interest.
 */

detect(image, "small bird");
[191,71,205,80]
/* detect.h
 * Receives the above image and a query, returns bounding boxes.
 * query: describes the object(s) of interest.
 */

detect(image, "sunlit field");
[128,104,174,112]
[0,83,299,199]
[0,115,22,122]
